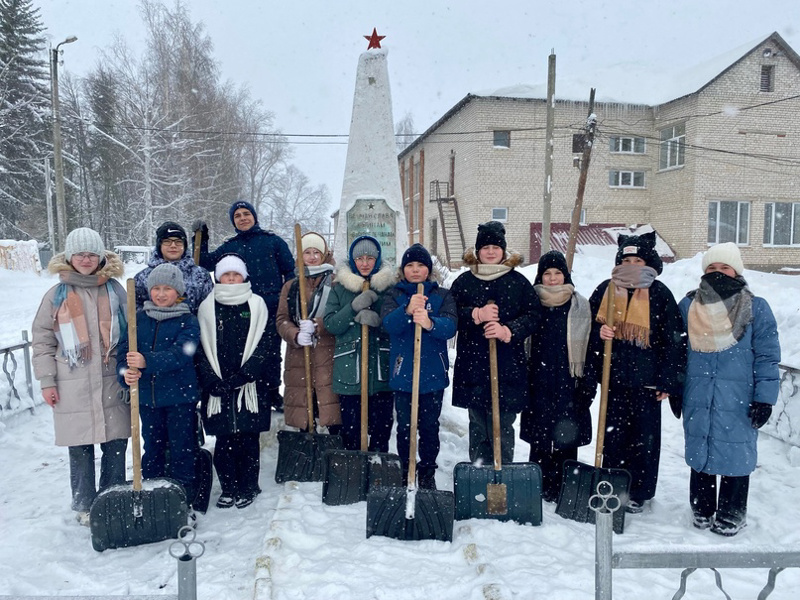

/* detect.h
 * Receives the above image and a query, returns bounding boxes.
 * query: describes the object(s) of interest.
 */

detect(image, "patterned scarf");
[52,270,122,366]
[289,264,334,322]
[535,284,592,377]
[687,271,753,352]
[596,264,658,348]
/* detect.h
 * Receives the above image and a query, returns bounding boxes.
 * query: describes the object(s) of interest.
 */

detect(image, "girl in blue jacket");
[679,243,780,536]
[119,263,201,507]
[381,244,457,489]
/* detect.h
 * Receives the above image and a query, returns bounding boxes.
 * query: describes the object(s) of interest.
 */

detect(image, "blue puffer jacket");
[381,280,457,394]
[117,312,201,408]
[679,295,780,476]
[134,250,213,314]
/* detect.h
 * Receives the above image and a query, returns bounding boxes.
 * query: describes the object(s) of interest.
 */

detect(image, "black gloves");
[208,379,230,397]
[749,401,772,429]
[351,289,378,313]
[354,309,381,328]
[669,395,682,419]
[228,372,250,389]
[191,220,209,242]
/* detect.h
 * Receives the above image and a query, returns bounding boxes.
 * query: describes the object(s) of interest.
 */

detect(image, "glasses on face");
[161,238,185,247]
[74,252,99,261]
[355,256,376,264]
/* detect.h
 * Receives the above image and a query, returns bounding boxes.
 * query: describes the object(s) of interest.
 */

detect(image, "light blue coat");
[679,295,780,476]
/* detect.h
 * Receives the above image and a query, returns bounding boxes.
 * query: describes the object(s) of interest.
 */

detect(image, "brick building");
[398,32,800,271]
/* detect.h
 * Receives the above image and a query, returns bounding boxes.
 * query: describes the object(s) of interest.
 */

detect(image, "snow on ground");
[1,252,799,599]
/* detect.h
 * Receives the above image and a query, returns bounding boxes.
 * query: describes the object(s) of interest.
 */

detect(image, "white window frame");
[763,202,800,246]
[493,130,510,149]
[609,136,646,154]
[579,208,587,225]
[608,170,646,188]
[491,207,508,222]
[708,200,750,245]
[659,123,686,170]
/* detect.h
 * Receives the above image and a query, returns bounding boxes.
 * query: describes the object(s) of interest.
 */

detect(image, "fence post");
[592,480,621,600]
[169,526,205,600]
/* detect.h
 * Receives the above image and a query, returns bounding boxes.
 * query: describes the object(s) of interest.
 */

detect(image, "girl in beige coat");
[32,228,130,525]
[275,232,341,433]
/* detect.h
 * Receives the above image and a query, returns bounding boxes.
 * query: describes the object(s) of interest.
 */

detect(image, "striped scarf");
[687,271,753,353]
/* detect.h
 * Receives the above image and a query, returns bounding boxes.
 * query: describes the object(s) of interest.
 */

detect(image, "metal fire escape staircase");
[430,180,465,269]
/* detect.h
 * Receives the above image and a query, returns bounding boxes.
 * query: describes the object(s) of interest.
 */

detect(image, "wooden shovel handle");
[408,283,425,487]
[294,224,315,433]
[126,279,142,491]
[487,300,502,472]
[595,281,616,468]
[193,229,202,265]
[360,280,370,452]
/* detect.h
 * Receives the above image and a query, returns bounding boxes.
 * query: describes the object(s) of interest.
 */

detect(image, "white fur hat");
[64,227,105,261]
[702,242,744,275]
[215,254,248,282]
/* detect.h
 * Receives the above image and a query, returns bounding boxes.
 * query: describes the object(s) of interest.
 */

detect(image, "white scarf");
[197,282,268,417]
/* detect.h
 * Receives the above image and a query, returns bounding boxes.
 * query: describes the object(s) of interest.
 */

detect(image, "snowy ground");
[1,251,799,599]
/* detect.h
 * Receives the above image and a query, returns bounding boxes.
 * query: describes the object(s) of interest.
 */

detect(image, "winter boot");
[710,515,746,536]
[418,467,437,490]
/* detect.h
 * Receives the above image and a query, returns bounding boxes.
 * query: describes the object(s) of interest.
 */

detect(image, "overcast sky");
[38,0,799,214]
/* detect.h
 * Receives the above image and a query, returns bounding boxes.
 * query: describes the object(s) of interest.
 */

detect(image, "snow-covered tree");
[266,164,331,240]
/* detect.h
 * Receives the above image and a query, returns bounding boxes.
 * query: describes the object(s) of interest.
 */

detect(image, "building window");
[492,207,508,222]
[608,170,645,188]
[760,65,775,92]
[763,202,800,245]
[609,136,645,154]
[659,123,685,170]
[708,200,749,245]
[493,130,510,148]
[580,208,587,225]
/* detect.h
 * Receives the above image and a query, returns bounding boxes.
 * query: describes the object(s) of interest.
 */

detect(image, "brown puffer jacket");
[31,252,131,447]
[275,263,341,429]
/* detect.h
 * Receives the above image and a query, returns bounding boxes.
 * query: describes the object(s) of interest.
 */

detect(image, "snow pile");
[0,239,41,274]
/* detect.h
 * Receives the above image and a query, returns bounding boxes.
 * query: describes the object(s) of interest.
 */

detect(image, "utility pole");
[44,157,55,252]
[50,36,78,251]
[541,50,556,256]
[565,88,596,271]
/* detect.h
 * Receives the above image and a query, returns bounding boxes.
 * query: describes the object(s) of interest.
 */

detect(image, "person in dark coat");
[450,221,541,464]
[118,263,201,509]
[678,242,779,536]
[382,244,457,489]
[195,255,273,509]
[588,231,686,514]
[193,201,293,408]
[520,251,595,502]
[134,221,213,314]
[323,235,397,453]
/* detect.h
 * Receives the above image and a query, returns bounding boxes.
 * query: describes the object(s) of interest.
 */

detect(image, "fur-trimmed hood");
[47,250,124,279]
[462,247,525,269]
[335,262,397,294]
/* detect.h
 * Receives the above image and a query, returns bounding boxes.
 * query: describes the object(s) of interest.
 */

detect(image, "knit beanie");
[147,263,186,295]
[614,231,663,275]
[302,232,327,255]
[348,235,382,276]
[215,254,249,282]
[401,243,433,273]
[228,200,258,227]
[475,221,507,252]
[64,227,105,261]
[535,250,573,285]
[155,221,187,258]
[702,242,744,275]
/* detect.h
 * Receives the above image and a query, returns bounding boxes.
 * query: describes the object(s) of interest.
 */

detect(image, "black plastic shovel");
[453,330,543,525]
[555,281,631,534]
[366,284,454,541]
[275,225,343,483]
[90,279,188,551]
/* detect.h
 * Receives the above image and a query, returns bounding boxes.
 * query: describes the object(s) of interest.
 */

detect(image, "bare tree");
[266,165,330,240]
[395,111,416,153]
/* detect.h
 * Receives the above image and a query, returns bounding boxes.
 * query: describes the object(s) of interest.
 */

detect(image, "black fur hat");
[615,231,662,274]
[475,221,507,251]
[535,250,572,285]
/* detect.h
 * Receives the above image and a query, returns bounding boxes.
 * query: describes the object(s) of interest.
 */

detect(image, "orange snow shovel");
[366,284,455,541]
[275,224,343,483]
[555,281,631,534]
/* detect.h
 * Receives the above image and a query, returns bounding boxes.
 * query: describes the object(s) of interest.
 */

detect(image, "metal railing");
[0,330,35,415]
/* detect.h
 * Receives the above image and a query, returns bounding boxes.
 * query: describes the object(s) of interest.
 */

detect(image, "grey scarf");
[143,300,191,321]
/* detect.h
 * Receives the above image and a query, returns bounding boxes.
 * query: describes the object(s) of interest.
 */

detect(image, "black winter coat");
[587,279,686,397]
[195,301,273,436]
[450,251,541,413]
[521,300,593,450]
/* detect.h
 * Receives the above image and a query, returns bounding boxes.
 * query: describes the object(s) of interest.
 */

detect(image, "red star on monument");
[364,28,386,50]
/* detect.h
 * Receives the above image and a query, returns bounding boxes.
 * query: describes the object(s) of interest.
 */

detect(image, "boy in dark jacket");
[382,244,457,489]
[118,263,201,508]
[588,231,686,514]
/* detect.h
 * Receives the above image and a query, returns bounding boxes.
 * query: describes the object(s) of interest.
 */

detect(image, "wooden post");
[565,88,597,271]
[541,51,556,256]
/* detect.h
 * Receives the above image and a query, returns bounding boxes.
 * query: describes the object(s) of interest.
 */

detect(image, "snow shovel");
[322,280,402,505]
[90,279,188,552]
[555,281,631,534]
[275,225,343,483]
[366,284,455,542]
[453,326,543,525]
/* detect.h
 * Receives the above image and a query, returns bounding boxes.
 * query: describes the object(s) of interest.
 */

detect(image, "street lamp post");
[50,36,77,251]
